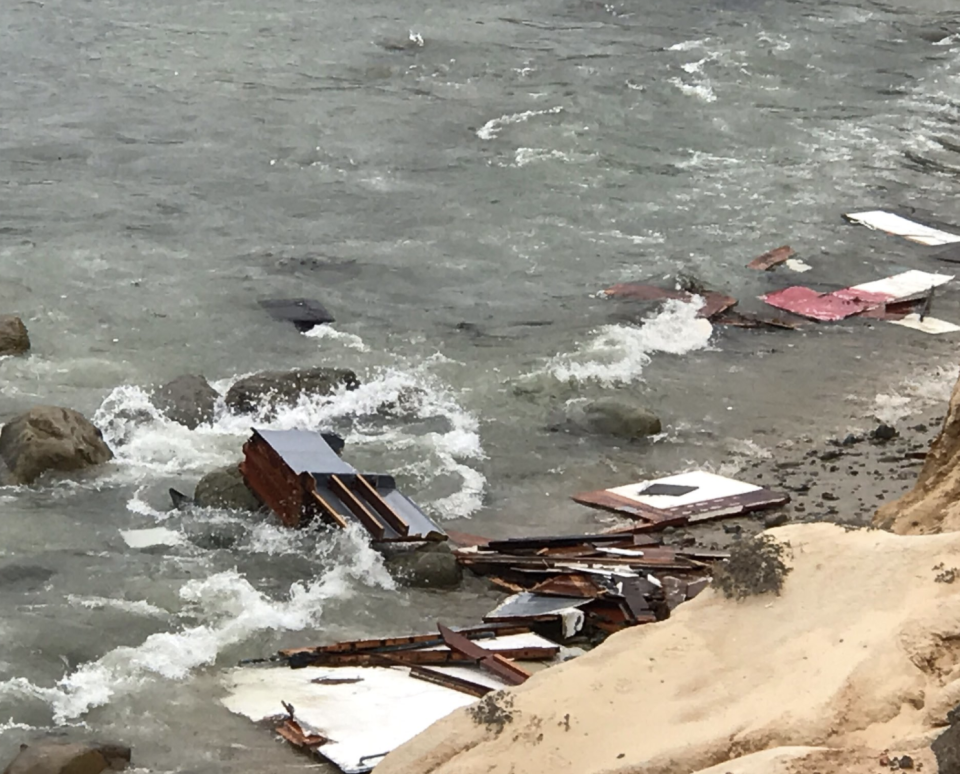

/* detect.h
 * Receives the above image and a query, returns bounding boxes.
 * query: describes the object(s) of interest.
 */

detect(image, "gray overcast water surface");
[2,0,960,769]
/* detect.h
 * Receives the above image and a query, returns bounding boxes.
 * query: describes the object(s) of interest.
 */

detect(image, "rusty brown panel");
[329,474,385,540]
[279,624,531,658]
[353,475,409,536]
[445,529,491,548]
[488,576,526,594]
[275,718,328,752]
[698,292,738,320]
[601,284,688,302]
[438,624,530,686]
[570,489,675,523]
[530,574,605,599]
[713,311,801,330]
[747,245,795,271]
[302,646,556,668]
[408,666,493,698]
[241,435,304,528]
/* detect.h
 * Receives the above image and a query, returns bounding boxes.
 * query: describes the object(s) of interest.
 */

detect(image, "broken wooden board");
[599,284,737,319]
[844,211,960,246]
[747,245,795,271]
[572,470,788,528]
[222,663,508,774]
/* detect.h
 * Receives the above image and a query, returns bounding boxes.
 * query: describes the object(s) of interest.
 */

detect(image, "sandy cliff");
[376,523,960,774]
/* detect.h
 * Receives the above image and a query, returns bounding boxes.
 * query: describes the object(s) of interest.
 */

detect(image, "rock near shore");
[153,374,219,429]
[225,367,359,415]
[0,407,113,485]
[557,397,662,440]
[3,740,130,774]
[0,315,30,356]
[194,463,261,511]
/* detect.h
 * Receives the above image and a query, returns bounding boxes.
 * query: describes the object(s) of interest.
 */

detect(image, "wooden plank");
[307,487,349,530]
[329,474,385,540]
[290,646,556,669]
[408,666,494,698]
[438,624,531,686]
[278,625,532,657]
[353,475,409,537]
[747,245,794,271]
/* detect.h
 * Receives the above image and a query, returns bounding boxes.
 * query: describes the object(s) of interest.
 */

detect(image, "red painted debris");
[760,286,884,322]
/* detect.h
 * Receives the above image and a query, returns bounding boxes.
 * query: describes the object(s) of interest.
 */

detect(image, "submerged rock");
[383,542,462,589]
[0,407,113,485]
[0,315,30,356]
[560,398,662,440]
[153,374,219,429]
[193,463,261,511]
[2,740,130,774]
[225,367,359,415]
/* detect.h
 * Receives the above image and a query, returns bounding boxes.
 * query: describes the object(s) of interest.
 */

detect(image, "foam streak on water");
[0,527,393,723]
[549,299,714,386]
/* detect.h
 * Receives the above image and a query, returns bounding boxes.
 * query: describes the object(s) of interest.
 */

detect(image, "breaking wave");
[549,299,714,385]
[93,364,486,520]
[0,527,393,724]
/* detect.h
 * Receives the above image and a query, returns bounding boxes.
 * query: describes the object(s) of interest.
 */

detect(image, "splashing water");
[0,527,393,724]
[549,299,714,386]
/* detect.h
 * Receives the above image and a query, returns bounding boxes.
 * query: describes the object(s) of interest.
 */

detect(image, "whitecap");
[2,527,393,723]
[303,325,368,351]
[549,299,714,386]
[476,106,563,140]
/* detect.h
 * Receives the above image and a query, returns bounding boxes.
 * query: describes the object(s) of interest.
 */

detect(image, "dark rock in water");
[0,407,113,485]
[819,450,842,462]
[841,434,863,446]
[934,710,960,774]
[0,315,30,356]
[0,564,55,589]
[169,488,193,510]
[763,512,788,529]
[153,374,219,429]
[872,423,898,442]
[193,463,261,511]
[560,398,662,440]
[185,521,247,551]
[383,542,462,589]
[258,298,334,332]
[2,740,130,774]
[322,432,346,456]
[225,367,359,415]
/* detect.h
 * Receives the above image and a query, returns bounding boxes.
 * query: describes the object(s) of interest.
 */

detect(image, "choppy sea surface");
[3,0,960,769]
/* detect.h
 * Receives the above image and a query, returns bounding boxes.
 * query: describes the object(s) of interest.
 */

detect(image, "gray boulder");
[224,367,359,415]
[194,463,261,511]
[0,316,30,356]
[3,740,130,774]
[0,407,113,485]
[561,398,662,440]
[153,375,219,429]
[383,542,462,589]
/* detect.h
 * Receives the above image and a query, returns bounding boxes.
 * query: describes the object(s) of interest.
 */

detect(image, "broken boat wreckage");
[224,446,787,773]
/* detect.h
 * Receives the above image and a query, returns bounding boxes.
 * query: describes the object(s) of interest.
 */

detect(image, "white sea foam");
[872,364,960,425]
[667,39,709,52]
[669,77,717,103]
[549,299,714,385]
[476,106,563,140]
[303,324,368,351]
[1,527,393,723]
[513,147,570,167]
[96,365,486,521]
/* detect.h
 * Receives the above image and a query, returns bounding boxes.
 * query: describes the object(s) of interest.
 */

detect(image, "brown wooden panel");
[353,475,409,536]
[329,474,385,540]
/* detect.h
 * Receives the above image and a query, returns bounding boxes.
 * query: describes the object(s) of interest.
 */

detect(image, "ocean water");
[2,0,960,769]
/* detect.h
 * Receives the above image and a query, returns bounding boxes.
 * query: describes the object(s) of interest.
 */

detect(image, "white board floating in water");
[222,664,506,774]
[844,211,960,246]
[849,269,954,301]
[889,314,960,335]
[607,470,760,510]
[120,528,185,548]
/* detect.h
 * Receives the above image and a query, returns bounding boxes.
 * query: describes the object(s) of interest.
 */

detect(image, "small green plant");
[712,534,792,599]
[468,691,515,734]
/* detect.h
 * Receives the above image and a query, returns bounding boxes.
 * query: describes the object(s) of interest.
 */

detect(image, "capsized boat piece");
[843,210,960,246]
[240,428,445,541]
[572,470,788,528]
